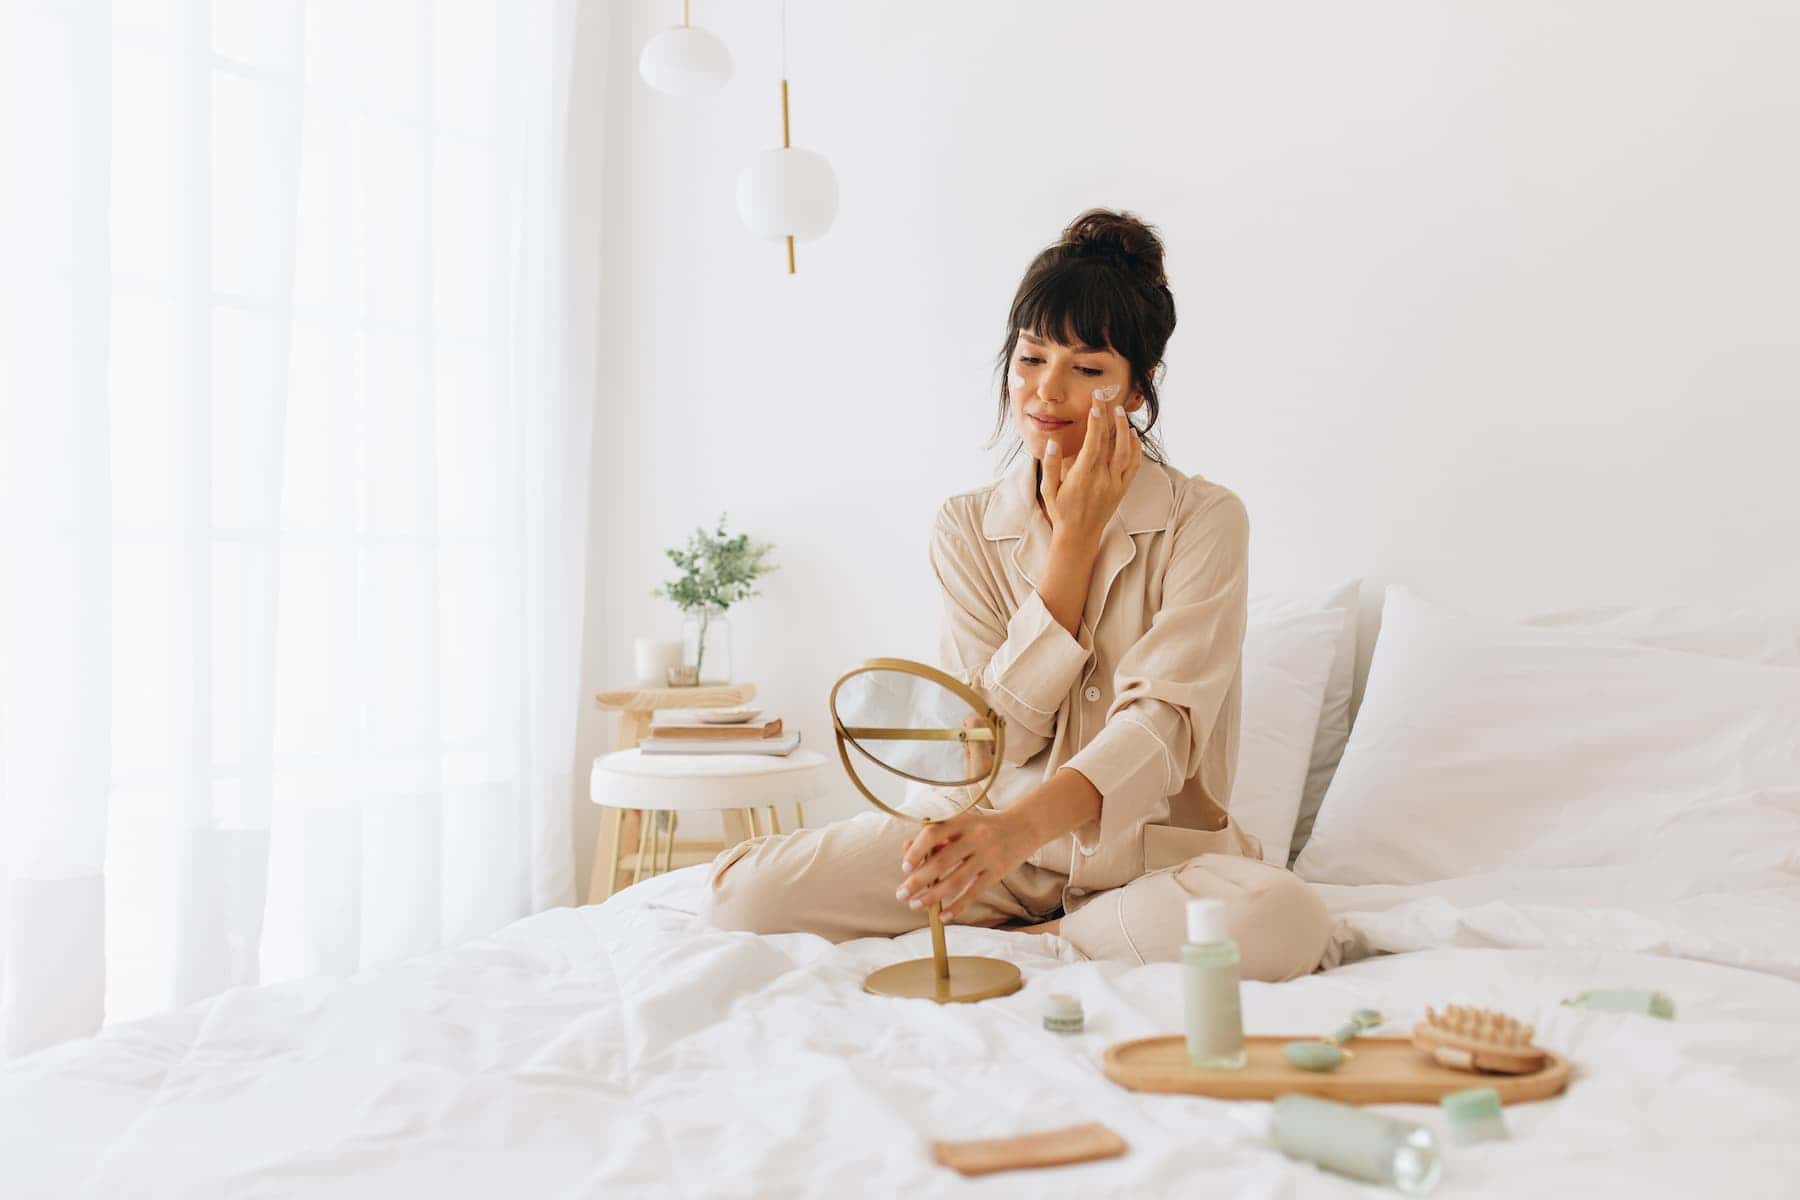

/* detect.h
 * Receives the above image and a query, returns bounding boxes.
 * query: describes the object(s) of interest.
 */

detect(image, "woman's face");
[1008,329,1141,462]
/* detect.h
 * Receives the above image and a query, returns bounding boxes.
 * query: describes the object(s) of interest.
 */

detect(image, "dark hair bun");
[1060,209,1168,289]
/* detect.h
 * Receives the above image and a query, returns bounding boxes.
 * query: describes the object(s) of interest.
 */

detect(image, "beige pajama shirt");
[703,457,1331,979]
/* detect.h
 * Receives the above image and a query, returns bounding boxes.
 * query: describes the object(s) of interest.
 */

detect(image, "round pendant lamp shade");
[736,147,838,242]
[638,26,733,97]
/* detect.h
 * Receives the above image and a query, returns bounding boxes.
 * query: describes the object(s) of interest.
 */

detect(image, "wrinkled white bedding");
[5,865,1799,1198]
[1317,868,1800,984]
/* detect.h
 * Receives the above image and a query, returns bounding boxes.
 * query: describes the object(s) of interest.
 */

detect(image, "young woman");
[703,210,1331,977]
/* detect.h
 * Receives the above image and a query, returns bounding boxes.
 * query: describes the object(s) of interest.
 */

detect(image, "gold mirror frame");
[829,657,1024,1004]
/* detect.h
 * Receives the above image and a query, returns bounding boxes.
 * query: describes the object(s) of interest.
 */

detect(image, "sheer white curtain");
[1,0,601,1056]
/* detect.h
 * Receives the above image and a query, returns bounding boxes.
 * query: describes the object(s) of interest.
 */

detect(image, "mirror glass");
[831,667,993,787]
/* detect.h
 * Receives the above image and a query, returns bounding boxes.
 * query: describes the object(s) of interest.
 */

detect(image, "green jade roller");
[1284,1008,1383,1072]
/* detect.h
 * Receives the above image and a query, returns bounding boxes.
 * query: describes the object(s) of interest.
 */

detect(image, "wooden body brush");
[1412,1005,1548,1075]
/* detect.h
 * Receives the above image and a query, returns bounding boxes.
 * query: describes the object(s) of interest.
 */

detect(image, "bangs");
[1007,259,1138,355]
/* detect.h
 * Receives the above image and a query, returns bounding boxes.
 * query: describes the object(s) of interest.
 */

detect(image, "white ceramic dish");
[695,707,763,724]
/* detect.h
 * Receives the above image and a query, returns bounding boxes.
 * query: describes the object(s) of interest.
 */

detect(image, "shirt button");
[1084,685,1101,702]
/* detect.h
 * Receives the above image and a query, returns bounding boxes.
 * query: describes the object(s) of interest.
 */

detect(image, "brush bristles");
[1424,1004,1535,1047]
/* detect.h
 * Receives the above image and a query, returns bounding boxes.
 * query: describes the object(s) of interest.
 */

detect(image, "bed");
[3,859,1798,1198]
[6,584,1797,1196]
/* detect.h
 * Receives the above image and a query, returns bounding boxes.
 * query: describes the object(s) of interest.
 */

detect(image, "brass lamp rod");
[781,79,795,274]
[682,0,690,28]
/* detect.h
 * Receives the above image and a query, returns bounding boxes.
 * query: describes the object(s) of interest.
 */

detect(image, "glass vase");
[682,607,732,685]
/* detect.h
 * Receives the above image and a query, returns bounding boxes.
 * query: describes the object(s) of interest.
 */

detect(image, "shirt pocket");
[1142,822,1259,872]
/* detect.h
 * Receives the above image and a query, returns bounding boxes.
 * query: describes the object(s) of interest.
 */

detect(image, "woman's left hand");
[897,806,1041,921]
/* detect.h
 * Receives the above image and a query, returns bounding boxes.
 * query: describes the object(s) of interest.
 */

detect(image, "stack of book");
[639,710,802,756]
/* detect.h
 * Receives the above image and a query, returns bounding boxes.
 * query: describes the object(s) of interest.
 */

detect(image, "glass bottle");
[1183,898,1246,1069]
[682,606,732,685]
[1272,1095,1443,1194]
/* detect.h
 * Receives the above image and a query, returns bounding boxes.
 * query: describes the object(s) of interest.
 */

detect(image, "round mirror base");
[863,955,1023,1004]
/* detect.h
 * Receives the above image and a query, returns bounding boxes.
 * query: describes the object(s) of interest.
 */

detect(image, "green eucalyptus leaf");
[651,513,779,614]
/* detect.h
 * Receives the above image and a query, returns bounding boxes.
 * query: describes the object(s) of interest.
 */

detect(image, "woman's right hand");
[1040,398,1142,548]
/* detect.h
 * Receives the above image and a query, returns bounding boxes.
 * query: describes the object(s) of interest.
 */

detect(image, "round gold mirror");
[829,657,1024,1004]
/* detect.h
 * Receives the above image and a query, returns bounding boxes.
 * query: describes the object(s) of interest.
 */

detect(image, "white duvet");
[5,865,1800,1198]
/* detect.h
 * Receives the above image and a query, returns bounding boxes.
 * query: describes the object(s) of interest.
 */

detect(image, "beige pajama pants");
[701,811,1332,981]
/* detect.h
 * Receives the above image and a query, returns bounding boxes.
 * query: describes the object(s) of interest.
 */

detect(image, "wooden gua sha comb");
[1412,1004,1548,1075]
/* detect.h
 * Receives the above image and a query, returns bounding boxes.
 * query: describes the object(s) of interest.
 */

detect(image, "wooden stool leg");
[619,811,642,866]
[614,712,651,750]
[615,713,651,854]
[588,805,624,904]
[633,808,655,885]
[660,812,679,874]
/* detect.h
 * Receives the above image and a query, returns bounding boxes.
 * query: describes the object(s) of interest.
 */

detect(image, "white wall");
[573,0,1800,881]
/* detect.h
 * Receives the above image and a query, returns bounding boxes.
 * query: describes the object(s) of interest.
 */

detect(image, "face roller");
[1283,1008,1383,1072]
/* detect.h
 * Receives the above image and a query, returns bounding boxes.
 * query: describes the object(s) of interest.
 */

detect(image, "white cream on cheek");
[1092,383,1120,403]
[1008,371,1026,392]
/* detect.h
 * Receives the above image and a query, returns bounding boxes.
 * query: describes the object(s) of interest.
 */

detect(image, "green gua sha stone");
[1284,1008,1384,1073]
[1284,1041,1345,1071]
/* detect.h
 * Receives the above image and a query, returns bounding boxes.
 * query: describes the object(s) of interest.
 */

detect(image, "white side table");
[588,682,755,904]
[588,748,829,902]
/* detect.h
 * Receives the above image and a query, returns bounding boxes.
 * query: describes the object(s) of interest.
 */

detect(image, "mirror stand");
[829,657,1026,1006]
[862,885,1023,1003]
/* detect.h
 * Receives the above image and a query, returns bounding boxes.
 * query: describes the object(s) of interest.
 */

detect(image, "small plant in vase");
[653,515,777,686]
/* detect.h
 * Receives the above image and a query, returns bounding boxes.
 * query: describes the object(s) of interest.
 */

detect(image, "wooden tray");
[1102,1036,1571,1105]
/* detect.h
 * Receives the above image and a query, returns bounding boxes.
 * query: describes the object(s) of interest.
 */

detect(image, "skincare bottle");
[1562,989,1675,1019]
[1441,1086,1509,1146]
[1182,898,1245,1069]
[1272,1095,1442,1194]
[1042,993,1084,1034]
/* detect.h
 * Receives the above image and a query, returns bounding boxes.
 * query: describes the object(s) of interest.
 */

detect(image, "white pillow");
[1230,607,1345,864]
[1246,581,1361,865]
[1518,602,1800,665]
[1293,585,1800,887]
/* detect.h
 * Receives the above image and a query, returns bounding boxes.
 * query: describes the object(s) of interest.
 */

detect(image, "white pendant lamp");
[639,0,733,98]
[735,1,838,273]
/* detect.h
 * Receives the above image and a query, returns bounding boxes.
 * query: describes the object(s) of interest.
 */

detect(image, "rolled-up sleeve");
[1063,490,1249,892]
[928,508,1092,765]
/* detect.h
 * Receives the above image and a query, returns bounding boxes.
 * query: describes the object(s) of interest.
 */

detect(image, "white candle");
[633,638,683,686]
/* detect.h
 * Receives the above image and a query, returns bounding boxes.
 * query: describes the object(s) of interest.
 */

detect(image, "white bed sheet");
[4,865,1799,1198]
[1316,868,1800,984]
